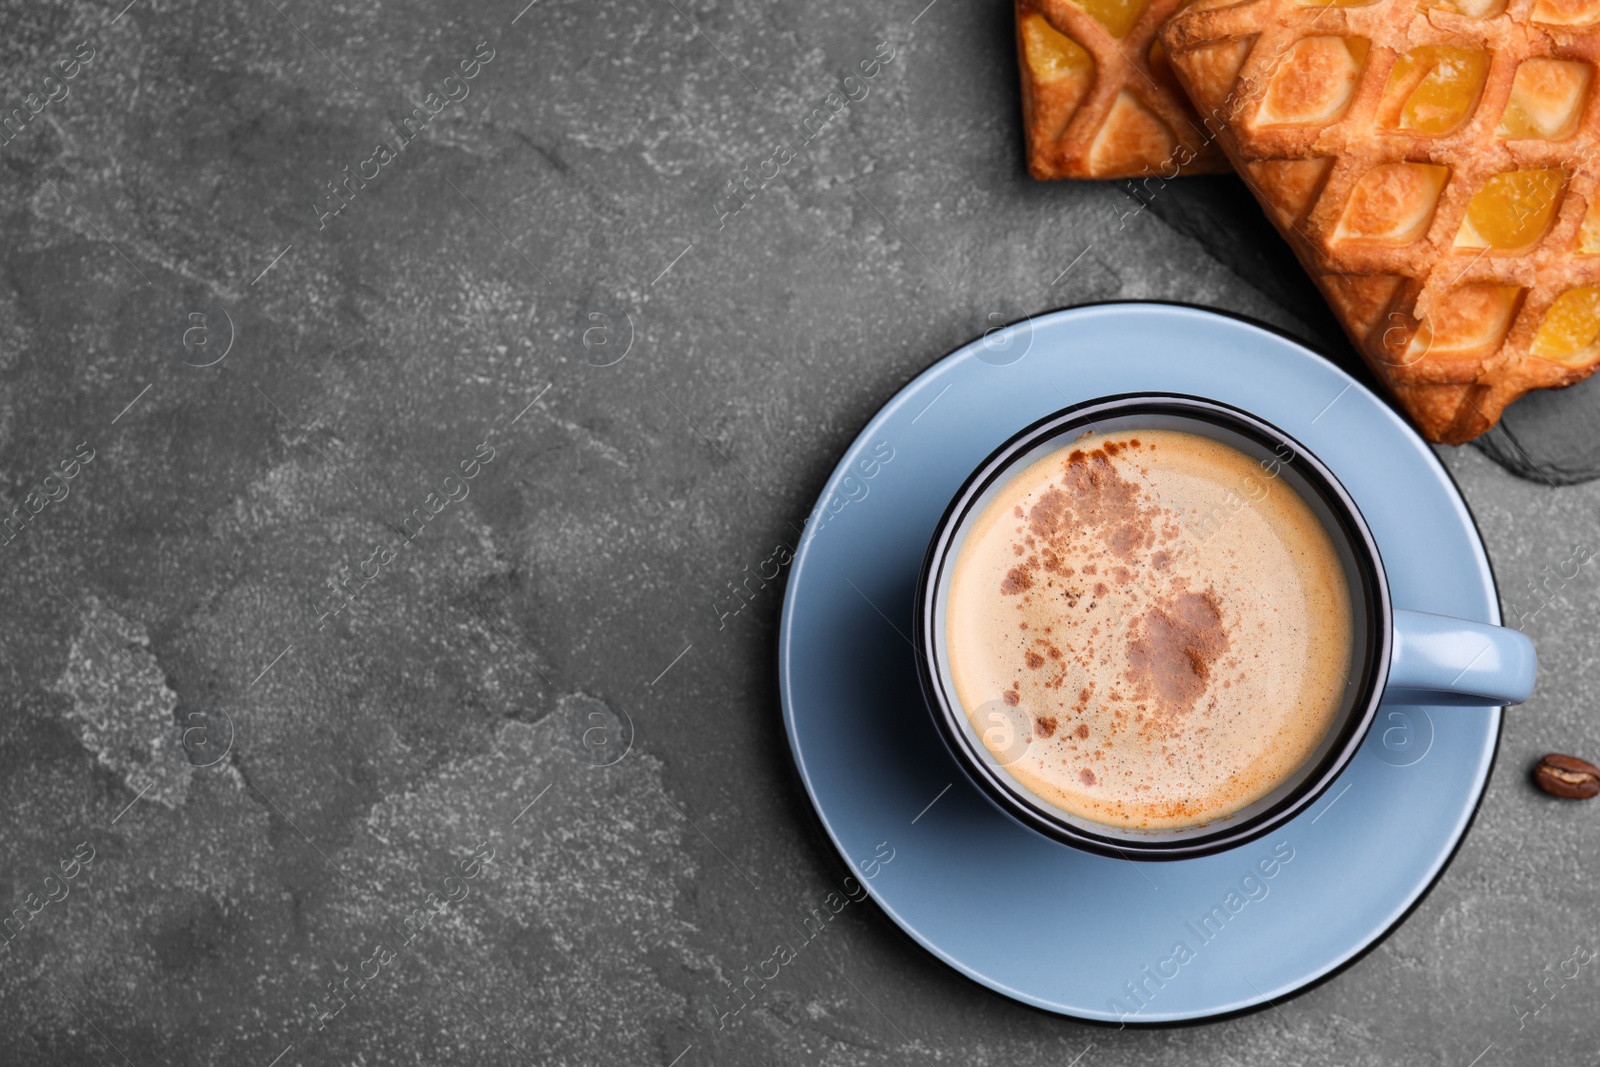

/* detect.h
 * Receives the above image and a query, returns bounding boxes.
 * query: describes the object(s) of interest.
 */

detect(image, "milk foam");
[946,429,1353,830]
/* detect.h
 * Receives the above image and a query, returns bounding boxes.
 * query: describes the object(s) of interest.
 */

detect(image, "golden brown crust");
[1161,0,1600,442]
[1019,0,1232,178]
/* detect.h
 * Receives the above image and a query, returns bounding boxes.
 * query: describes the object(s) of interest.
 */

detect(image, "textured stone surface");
[1,1,1598,1065]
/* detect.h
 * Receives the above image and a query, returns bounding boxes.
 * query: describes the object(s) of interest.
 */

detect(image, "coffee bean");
[1533,753,1600,799]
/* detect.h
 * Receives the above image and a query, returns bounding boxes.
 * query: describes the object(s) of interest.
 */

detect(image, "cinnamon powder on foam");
[945,429,1353,830]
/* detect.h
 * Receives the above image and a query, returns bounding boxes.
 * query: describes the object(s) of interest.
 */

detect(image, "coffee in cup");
[918,394,1535,859]
[945,427,1353,829]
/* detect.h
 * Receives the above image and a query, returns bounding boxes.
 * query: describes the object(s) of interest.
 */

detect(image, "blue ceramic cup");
[915,394,1536,860]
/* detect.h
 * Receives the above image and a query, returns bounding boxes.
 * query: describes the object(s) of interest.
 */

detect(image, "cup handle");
[1387,608,1536,707]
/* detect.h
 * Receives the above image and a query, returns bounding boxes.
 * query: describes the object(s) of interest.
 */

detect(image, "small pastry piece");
[1160,0,1600,443]
[1018,0,1229,178]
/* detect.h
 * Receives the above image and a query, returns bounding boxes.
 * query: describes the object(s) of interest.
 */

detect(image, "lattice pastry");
[1019,0,1231,178]
[1160,0,1600,442]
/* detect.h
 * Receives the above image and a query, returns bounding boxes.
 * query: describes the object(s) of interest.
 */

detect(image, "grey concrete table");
[2,1,1597,1064]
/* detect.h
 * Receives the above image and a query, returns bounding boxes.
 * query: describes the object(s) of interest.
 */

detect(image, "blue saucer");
[778,303,1501,1023]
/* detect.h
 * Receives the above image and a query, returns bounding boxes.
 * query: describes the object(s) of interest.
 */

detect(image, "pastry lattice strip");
[1162,0,1600,442]
[1019,0,1230,178]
